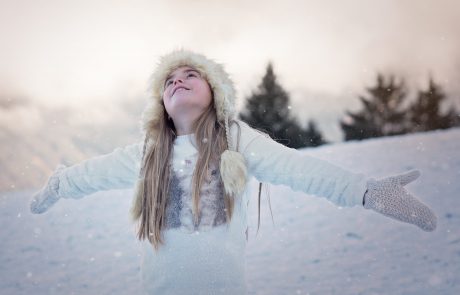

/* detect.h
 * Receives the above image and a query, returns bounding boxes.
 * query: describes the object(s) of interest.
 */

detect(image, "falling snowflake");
[113,251,123,258]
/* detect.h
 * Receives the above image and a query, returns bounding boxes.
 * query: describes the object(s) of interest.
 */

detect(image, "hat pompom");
[220,149,247,197]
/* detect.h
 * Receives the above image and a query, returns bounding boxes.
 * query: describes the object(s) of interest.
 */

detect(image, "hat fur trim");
[141,49,237,137]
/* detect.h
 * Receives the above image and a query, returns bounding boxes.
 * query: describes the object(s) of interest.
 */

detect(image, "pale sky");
[1,0,459,140]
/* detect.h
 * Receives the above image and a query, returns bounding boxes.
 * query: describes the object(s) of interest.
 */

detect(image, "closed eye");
[165,80,173,86]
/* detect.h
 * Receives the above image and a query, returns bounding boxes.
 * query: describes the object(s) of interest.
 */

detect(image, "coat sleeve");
[232,121,368,207]
[57,141,144,199]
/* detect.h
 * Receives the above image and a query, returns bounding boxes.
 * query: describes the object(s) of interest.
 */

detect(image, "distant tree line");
[239,63,460,148]
[339,73,459,140]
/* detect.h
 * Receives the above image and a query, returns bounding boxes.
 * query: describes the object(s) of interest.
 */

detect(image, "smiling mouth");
[172,87,190,96]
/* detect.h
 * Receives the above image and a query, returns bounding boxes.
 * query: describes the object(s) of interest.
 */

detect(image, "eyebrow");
[165,68,200,85]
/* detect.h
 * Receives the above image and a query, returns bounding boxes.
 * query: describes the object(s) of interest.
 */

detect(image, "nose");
[173,76,184,85]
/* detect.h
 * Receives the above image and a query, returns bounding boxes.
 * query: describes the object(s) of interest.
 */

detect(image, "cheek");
[162,94,171,113]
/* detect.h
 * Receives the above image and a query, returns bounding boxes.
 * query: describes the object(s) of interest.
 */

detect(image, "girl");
[30,49,437,295]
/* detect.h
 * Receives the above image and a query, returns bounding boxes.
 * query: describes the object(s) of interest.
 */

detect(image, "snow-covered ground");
[1,128,459,295]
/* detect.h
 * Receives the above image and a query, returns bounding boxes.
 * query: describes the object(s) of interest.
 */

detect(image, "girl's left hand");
[363,170,437,232]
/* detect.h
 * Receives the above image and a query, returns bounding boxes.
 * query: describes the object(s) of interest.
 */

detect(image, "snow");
[1,127,459,294]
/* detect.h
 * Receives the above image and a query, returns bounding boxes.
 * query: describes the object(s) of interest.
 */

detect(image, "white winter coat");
[55,120,368,294]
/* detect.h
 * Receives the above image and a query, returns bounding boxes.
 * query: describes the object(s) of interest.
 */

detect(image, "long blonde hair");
[131,97,246,250]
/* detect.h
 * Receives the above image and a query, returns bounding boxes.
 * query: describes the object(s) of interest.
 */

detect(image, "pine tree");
[340,73,408,141]
[283,118,327,147]
[306,120,326,146]
[239,63,326,148]
[408,77,458,132]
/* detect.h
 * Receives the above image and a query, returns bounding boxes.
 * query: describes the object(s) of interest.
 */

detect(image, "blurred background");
[1,0,459,191]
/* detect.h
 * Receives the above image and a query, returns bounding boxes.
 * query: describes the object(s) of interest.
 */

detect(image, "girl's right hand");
[30,164,67,214]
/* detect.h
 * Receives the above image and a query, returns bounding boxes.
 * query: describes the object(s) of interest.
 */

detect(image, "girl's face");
[162,66,213,123]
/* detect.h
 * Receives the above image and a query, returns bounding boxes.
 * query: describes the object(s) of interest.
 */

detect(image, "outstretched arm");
[235,121,368,208]
[234,120,437,231]
[30,141,144,214]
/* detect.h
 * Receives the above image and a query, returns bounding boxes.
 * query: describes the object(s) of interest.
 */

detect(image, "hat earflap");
[220,116,247,197]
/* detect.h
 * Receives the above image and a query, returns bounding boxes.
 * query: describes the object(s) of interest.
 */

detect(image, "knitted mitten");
[30,164,67,214]
[363,170,437,232]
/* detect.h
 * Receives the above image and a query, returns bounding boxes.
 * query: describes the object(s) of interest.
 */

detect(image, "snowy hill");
[1,127,459,295]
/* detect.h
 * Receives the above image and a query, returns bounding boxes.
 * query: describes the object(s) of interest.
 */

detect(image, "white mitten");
[363,170,437,232]
[30,164,67,214]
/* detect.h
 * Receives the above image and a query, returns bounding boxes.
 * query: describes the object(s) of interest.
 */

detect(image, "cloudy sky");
[1,0,459,140]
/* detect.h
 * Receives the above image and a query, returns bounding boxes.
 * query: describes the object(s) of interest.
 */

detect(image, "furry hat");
[131,49,248,220]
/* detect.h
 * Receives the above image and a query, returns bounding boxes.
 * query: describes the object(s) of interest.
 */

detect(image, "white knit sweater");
[57,120,368,295]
